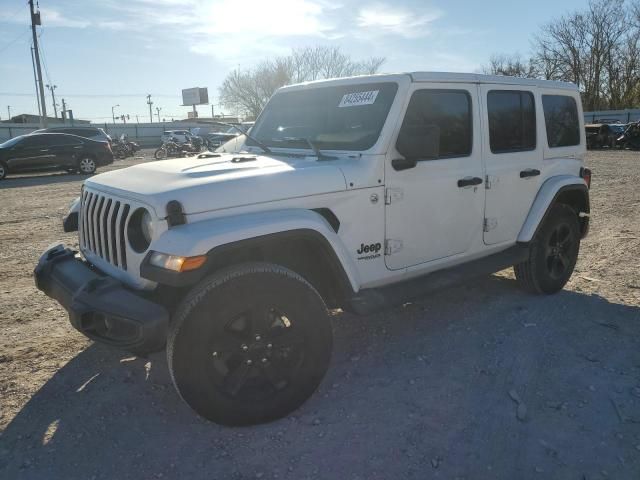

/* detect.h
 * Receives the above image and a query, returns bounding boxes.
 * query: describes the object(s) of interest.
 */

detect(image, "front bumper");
[34,244,169,353]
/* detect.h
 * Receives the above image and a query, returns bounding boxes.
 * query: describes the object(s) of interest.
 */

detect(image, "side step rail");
[348,244,529,315]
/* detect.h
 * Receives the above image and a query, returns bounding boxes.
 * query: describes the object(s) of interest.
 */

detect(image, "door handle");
[457,176,483,188]
[40,149,49,152]
[392,158,417,171]
[520,168,541,178]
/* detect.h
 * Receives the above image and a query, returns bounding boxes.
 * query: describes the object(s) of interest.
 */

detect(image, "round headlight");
[141,209,153,243]
[128,208,153,253]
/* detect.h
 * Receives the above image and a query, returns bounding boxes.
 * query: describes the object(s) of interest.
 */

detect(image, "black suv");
[0,133,114,180]
[32,126,111,143]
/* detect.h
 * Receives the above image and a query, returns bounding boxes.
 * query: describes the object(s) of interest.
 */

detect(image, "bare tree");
[486,0,640,110]
[219,46,386,118]
[481,53,538,78]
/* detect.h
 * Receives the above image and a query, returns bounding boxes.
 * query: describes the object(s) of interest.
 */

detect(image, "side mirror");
[396,123,440,161]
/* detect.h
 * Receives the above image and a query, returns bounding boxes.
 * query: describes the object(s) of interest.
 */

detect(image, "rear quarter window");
[542,95,580,148]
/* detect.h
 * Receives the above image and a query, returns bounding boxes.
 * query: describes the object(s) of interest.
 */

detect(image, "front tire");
[0,161,7,180]
[167,262,333,426]
[514,203,581,294]
[154,148,167,160]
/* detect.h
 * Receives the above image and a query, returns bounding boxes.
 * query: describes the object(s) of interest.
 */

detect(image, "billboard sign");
[182,87,209,106]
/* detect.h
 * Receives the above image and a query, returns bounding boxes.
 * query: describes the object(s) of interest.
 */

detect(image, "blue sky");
[0,0,586,123]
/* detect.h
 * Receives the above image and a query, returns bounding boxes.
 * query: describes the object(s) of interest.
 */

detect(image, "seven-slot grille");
[79,189,131,270]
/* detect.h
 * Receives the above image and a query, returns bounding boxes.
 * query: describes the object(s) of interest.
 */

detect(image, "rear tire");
[167,262,332,426]
[514,203,580,294]
[0,161,7,180]
[78,156,97,174]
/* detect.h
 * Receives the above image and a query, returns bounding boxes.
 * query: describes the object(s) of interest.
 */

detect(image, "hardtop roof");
[280,72,577,91]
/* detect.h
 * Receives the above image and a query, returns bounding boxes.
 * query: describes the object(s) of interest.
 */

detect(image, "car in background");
[161,130,193,143]
[32,126,111,143]
[585,123,626,149]
[204,122,254,148]
[0,133,114,180]
[214,134,246,154]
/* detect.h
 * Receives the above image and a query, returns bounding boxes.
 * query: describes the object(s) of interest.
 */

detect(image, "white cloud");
[40,8,91,29]
[101,0,337,64]
[357,3,442,38]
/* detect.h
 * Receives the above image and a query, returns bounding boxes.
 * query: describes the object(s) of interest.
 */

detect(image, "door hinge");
[483,218,498,232]
[384,239,403,255]
[385,188,404,205]
[485,175,498,189]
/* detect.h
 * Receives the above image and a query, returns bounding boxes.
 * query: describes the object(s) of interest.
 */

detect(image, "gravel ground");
[0,150,639,480]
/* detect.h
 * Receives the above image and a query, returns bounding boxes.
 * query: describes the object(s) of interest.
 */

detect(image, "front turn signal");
[149,252,207,272]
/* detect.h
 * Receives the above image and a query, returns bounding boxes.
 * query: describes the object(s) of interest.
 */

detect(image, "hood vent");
[231,156,257,163]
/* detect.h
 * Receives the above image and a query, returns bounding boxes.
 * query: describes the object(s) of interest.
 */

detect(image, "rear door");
[48,134,84,166]
[480,86,543,245]
[385,83,485,269]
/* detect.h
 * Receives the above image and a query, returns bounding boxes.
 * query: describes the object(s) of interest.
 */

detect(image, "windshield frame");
[247,81,400,154]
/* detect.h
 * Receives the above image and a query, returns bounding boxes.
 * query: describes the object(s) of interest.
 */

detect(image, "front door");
[385,84,485,270]
[5,136,51,171]
[480,86,543,245]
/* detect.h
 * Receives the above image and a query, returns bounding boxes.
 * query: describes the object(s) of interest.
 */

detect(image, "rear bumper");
[96,152,114,166]
[34,244,168,353]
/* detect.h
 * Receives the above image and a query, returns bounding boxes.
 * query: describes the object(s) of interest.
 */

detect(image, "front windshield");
[610,125,625,133]
[0,136,23,148]
[248,82,398,151]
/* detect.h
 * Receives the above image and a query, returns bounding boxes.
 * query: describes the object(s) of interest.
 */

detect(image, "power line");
[0,28,30,55]
[37,30,52,85]
[0,92,183,98]
[0,1,28,24]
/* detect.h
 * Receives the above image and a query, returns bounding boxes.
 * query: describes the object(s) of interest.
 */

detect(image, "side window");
[22,136,47,147]
[542,95,580,148]
[49,135,82,146]
[487,90,536,153]
[397,89,472,159]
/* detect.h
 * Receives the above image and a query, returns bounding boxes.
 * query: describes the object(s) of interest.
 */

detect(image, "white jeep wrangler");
[35,72,591,426]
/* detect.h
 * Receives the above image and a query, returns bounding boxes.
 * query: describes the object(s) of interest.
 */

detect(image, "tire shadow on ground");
[1,276,639,480]
[0,172,93,189]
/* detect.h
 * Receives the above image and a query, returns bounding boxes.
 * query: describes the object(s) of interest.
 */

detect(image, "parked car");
[0,133,114,180]
[160,130,193,143]
[205,122,254,147]
[585,123,625,149]
[214,134,246,154]
[36,72,590,426]
[616,121,640,150]
[32,126,111,143]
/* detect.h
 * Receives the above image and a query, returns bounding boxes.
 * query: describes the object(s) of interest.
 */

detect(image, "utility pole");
[29,0,47,127]
[146,94,153,123]
[211,104,215,119]
[7,106,11,121]
[111,104,119,123]
[155,107,161,122]
[46,84,58,118]
[61,98,66,122]
[30,46,41,118]
[136,115,139,123]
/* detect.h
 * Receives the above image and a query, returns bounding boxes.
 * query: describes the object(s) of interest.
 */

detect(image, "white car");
[36,72,591,427]
[160,130,192,143]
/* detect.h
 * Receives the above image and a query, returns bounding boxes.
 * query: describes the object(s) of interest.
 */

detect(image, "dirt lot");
[1,150,639,480]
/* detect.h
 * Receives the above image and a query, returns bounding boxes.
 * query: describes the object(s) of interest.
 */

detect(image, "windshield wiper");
[214,121,272,154]
[273,137,336,160]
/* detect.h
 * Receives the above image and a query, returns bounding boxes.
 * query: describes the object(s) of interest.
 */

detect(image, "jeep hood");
[84,153,347,216]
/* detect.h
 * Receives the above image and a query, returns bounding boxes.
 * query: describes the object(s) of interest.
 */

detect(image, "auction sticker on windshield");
[338,90,379,107]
